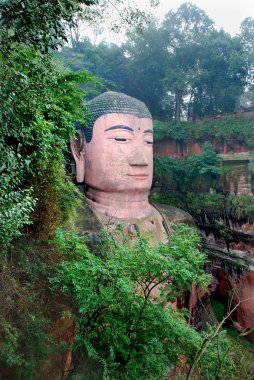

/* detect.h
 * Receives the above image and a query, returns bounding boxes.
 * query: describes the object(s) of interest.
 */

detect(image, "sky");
[151,0,254,36]
[95,0,254,44]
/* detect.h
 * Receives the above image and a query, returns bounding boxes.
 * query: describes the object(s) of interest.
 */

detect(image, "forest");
[56,3,254,122]
[1,1,254,379]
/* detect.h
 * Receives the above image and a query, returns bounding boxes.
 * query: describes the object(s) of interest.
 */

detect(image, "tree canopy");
[56,2,250,121]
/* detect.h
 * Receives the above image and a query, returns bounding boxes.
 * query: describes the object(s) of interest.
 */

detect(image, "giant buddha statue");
[71,91,192,243]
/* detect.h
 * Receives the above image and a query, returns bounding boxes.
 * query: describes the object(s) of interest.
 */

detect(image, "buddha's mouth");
[128,174,149,180]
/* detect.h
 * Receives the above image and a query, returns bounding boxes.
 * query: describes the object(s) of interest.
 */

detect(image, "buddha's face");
[71,113,153,194]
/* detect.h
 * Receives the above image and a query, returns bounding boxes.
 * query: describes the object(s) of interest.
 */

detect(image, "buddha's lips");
[128,174,149,179]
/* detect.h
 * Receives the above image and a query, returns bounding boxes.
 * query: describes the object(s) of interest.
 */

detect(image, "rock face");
[209,262,254,343]
[154,138,250,158]
[234,271,254,342]
[223,158,252,196]
[202,224,254,342]
[40,315,74,379]
[155,139,253,197]
[154,138,185,158]
[154,133,254,341]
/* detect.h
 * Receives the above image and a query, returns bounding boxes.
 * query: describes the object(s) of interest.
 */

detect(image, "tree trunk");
[175,90,182,122]
[187,91,194,121]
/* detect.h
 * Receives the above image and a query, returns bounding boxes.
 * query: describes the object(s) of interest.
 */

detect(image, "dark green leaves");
[51,225,209,379]
[0,0,97,52]
[0,44,95,248]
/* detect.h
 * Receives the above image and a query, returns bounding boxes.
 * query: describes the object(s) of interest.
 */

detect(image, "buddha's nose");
[129,147,148,166]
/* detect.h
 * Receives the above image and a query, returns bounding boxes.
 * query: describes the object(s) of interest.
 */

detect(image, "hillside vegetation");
[153,114,254,146]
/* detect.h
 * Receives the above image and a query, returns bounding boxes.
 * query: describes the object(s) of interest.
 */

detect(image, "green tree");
[239,17,254,88]
[122,21,169,117]
[0,0,106,249]
[0,0,96,51]
[52,226,252,380]
[188,30,247,118]
[161,4,247,120]
[0,1,97,375]
[161,2,214,121]
[57,21,170,116]
[55,38,128,97]
[56,2,248,120]
[64,0,157,49]
[0,44,96,248]
[51,224,209,379]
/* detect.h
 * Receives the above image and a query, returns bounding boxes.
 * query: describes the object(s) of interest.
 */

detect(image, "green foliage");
[0,0,96,52]
[153,115,254,145]
[211,299,226,322]
[161,3,215,121]
[152,192,254,226]
[153,120,189,141]
[121,21,169,117]
[0,44,95,248]
[226,194,254,219]
[0,239,56,376]
[196,298,254,380]
[0,0,106,250]
[198,329,252,380]
[151,191,254,258]
[0,187,36,248]
[0,1,100,376]
[240,17,254,86]
[55,38,128,97]
[56,2,248,120]
[153,142,222,193]
[188,29,247,118]
[51,225,209,379]
[198,142,223,175]
[31,158,82,236]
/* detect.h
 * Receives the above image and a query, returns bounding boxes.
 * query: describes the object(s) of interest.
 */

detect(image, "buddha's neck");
[86,188,152,219]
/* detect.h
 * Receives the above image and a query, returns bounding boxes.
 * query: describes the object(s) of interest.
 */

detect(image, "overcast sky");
[152,0,254,35]
[98,0,254,44]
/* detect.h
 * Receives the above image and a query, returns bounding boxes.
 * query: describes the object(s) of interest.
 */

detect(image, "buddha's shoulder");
[152,202,194,226]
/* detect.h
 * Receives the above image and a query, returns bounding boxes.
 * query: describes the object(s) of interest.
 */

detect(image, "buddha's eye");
[114,138,130,142]
[107,136,132,142]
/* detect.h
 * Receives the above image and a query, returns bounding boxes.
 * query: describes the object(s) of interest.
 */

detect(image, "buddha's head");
[71,91,153,218]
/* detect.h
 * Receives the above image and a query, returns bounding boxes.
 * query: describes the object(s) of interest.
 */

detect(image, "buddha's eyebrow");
[105,125,134,132]
[144,129,153,134]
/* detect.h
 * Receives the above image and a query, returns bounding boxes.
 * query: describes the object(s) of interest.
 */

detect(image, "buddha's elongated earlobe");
[70,131,86,183]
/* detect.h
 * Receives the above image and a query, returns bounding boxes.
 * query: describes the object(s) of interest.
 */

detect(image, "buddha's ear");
[70,130,86,183]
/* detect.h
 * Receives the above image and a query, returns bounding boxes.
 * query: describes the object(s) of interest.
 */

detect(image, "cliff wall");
[153,114,254,341]
[154,138,249,158]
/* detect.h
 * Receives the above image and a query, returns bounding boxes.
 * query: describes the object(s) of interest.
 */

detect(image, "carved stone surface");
[71,91,193,240]
[83,91,152,143]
